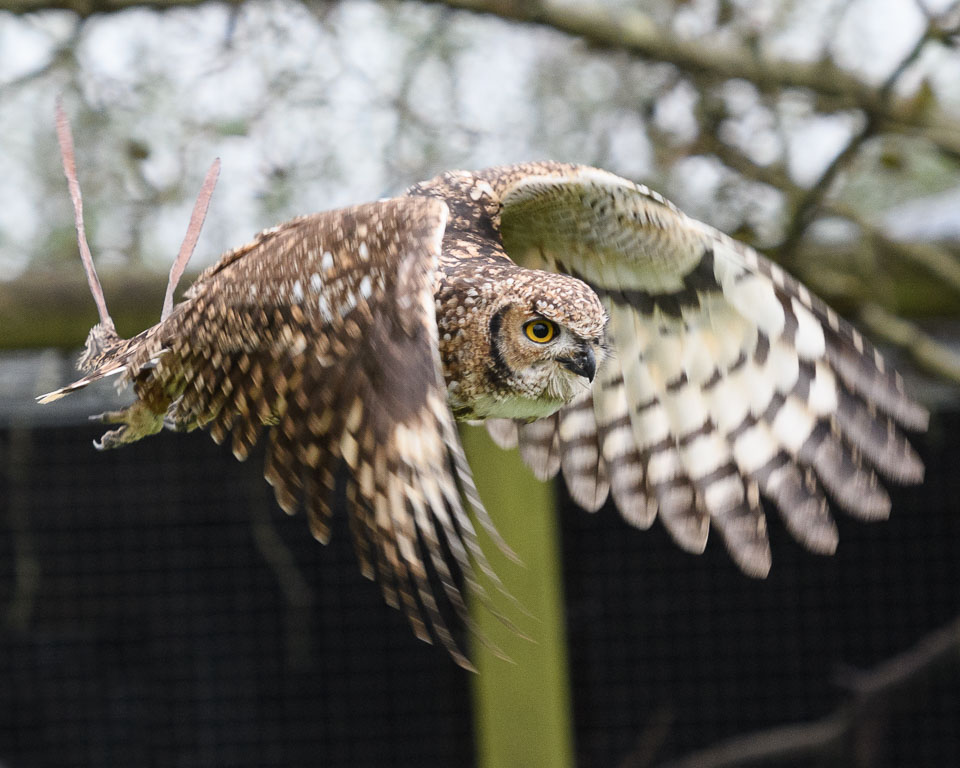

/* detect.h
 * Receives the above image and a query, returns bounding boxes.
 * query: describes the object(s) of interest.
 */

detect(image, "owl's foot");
[90,400,165,450]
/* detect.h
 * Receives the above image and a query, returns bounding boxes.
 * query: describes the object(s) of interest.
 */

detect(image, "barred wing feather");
[41,198,512,669]
[495,167,927,577]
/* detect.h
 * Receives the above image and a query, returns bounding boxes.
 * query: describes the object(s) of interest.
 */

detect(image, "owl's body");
[41,161,927,668]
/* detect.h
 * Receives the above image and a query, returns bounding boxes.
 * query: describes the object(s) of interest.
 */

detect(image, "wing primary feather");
[762,260,928,430]
[406,472,509,667]
[748,448,839,555]
[299,417,341,545]
[441,450,526,620]
[344,479,388,590]
[693,462,771,578]
[374,458,432,644]
[795,419,891,521]
[833,384,924,483]
[650,471,708,555]
[402,498,477,670]
[265,430,302,515]
[610,301,709,553]
[423,463,529,639]
[302,466,334,544]
[445,416,522,566]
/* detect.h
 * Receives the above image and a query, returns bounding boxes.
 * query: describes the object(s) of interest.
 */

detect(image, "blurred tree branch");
[861,303,960,384]
[246,469,316,669]
[773,7,950,264]
[694,133,960,299]
[637,615,960,768]
[5,0,959,158]
[422,0,960,156]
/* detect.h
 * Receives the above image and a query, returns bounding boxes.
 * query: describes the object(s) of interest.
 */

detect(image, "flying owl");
[40,156,927,669]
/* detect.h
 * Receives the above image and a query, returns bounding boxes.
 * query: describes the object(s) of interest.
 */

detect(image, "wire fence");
[1,393,957,767]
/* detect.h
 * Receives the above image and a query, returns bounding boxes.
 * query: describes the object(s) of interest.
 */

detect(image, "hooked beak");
[559,345,596,382]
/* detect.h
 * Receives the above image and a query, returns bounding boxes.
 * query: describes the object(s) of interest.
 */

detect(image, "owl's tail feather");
[37,327,162,405]
[35,363,127,404]
[37,335,170,451]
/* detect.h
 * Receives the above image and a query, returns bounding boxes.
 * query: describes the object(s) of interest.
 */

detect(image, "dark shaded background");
[1,406,957,767]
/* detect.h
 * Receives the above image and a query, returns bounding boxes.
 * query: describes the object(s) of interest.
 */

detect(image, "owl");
[41,157,927,669]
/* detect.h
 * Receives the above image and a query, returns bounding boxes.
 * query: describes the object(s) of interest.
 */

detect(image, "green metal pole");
[461,425,575,768]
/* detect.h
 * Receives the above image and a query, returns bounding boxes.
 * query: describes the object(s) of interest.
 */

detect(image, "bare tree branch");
[773,116,874,264]
[699,131,960,296]
[829,202,960,298]
[4,0,957,157]
[649,616,960,768]
[419,0,960,157]
[860,304,960,385]
[774,7,954,263]
[246,471,316,669]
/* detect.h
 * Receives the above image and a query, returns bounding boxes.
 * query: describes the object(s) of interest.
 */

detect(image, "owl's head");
[483,271,608,420]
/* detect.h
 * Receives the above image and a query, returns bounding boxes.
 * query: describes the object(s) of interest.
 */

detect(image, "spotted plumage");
[40,160,927,668]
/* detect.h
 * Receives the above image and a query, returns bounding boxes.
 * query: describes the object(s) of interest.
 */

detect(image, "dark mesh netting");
[1,403,958,767]
[562,409,960,767]
[0,426,474,768]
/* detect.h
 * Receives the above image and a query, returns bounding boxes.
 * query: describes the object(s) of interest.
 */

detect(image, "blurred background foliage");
[0,0,958,390]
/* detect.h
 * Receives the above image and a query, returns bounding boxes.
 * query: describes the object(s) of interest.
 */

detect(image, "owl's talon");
[93,427,128,451]
[91,400,166,449]
[90,409,128,424]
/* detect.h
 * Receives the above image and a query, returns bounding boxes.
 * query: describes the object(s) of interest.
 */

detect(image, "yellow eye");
[524,319,557,343]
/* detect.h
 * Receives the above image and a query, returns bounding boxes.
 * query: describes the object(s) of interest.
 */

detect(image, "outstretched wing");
[490,164,927,577]
[42,197,511,669]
